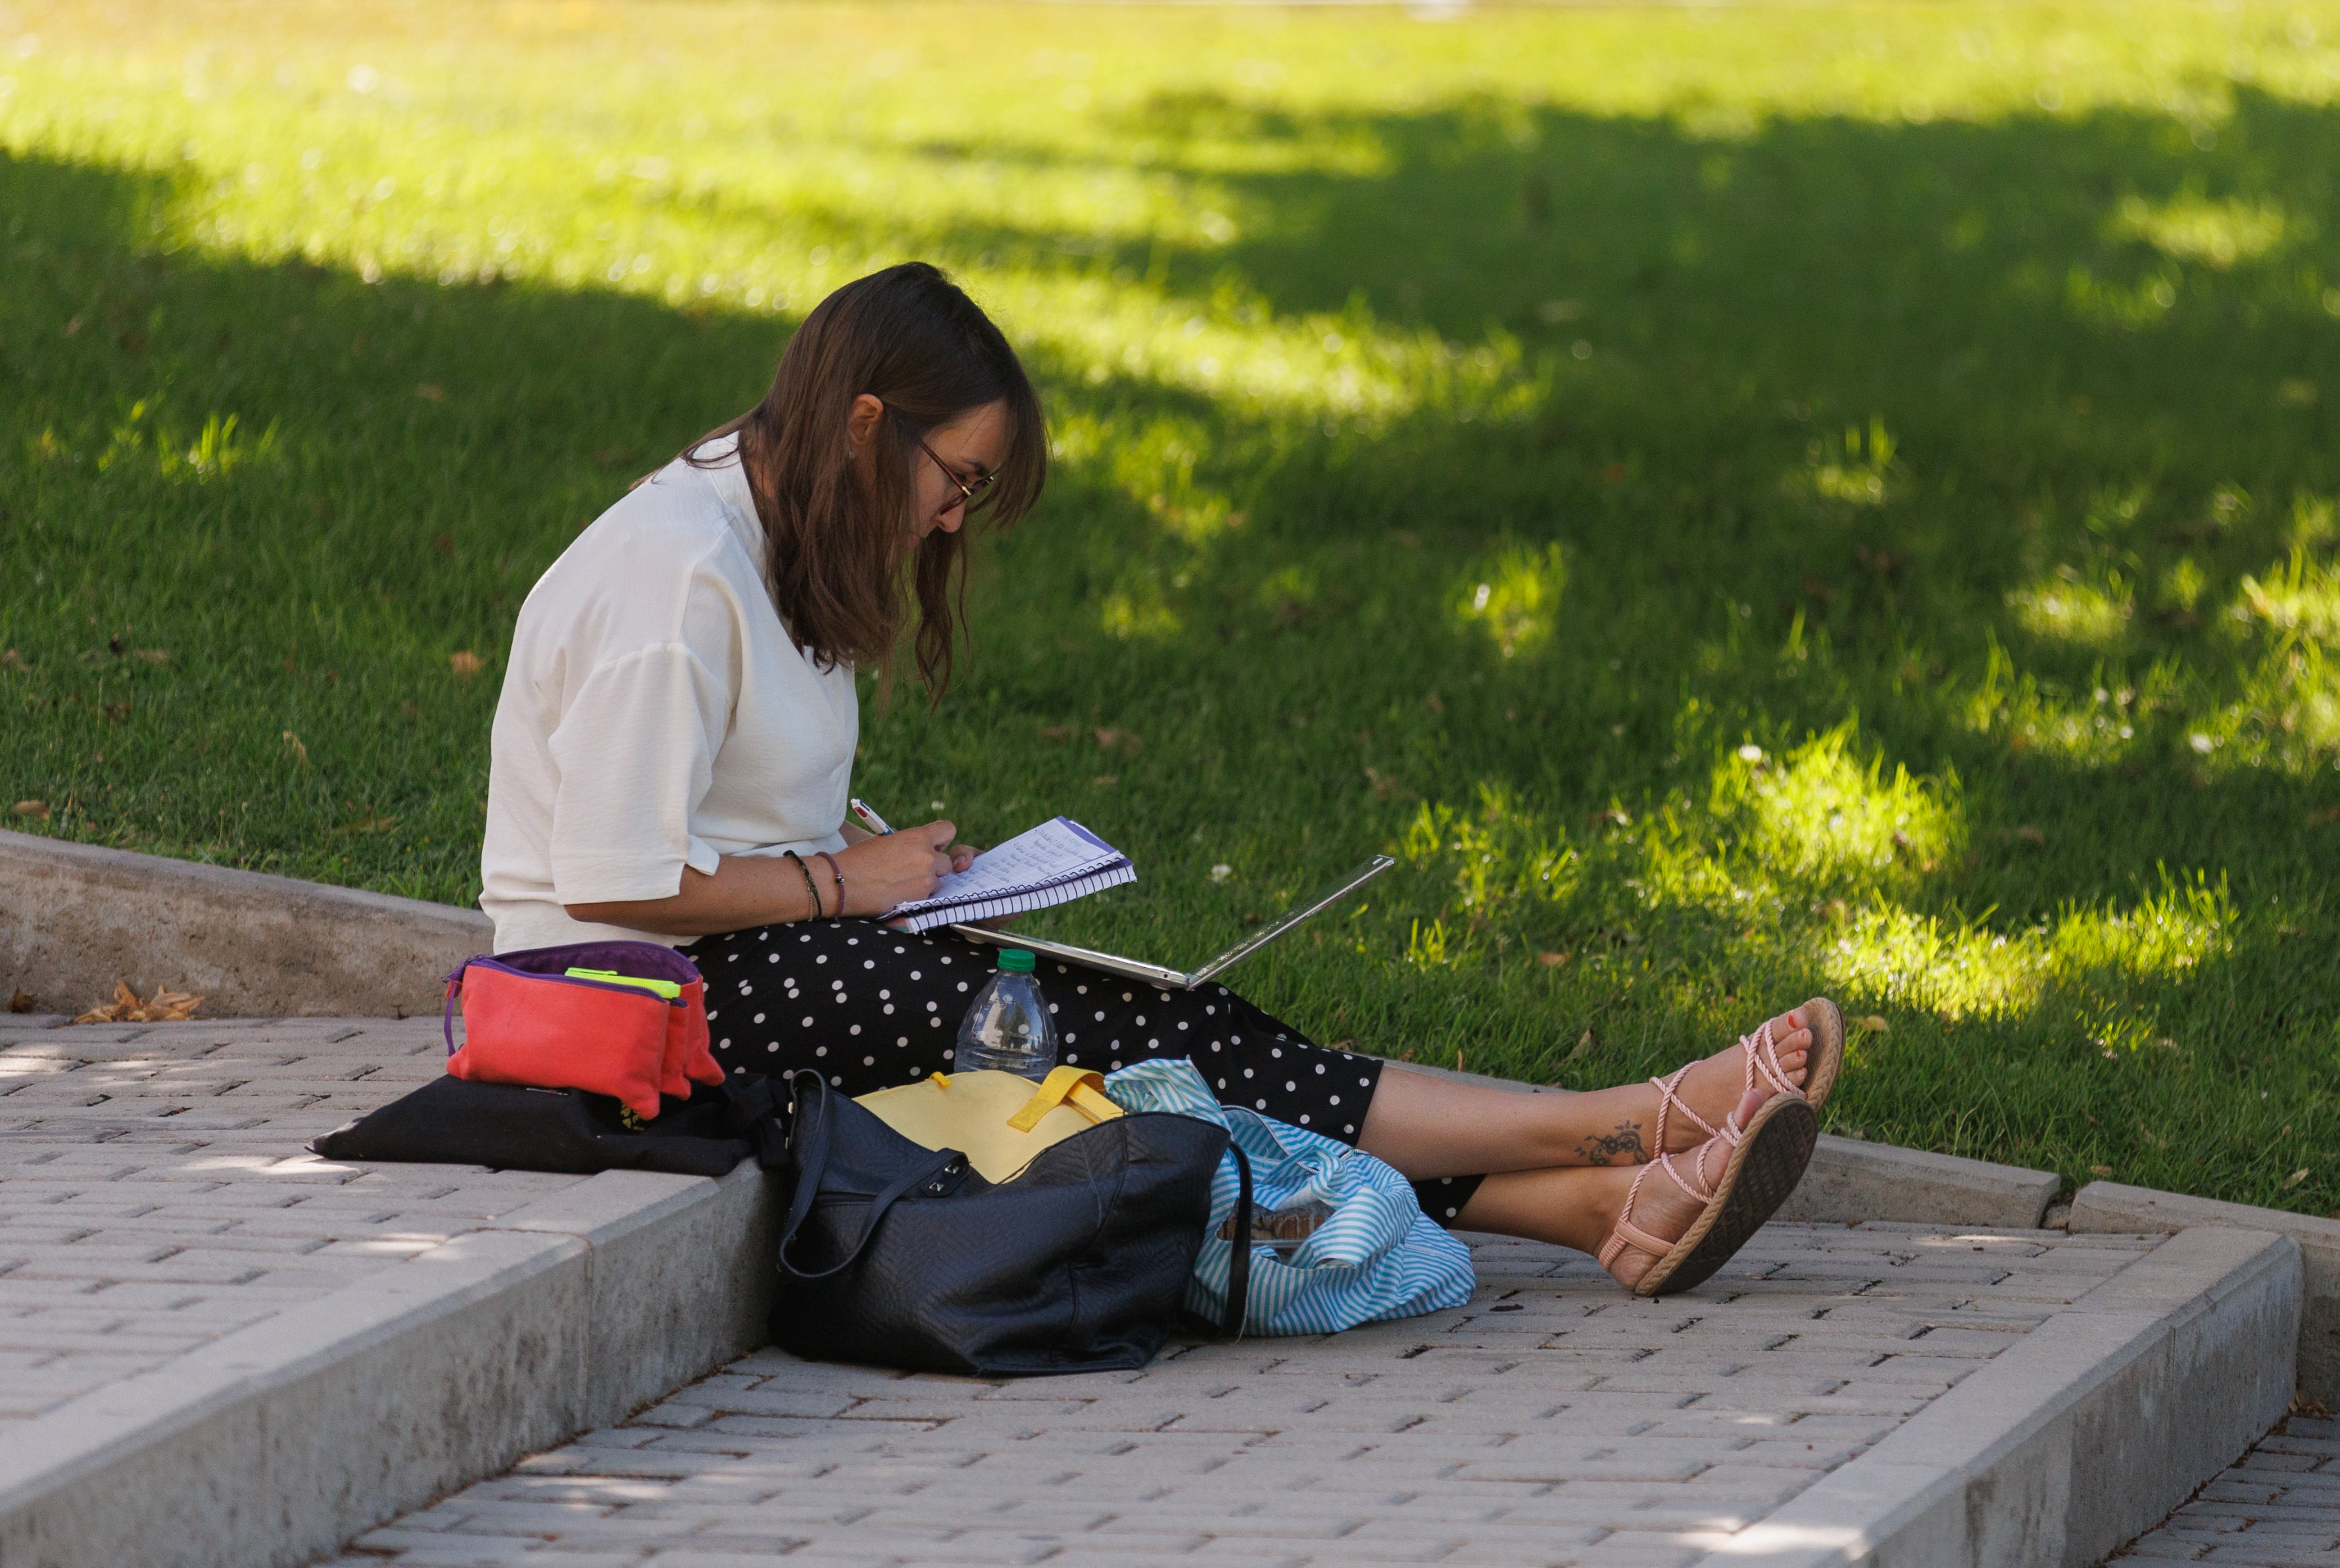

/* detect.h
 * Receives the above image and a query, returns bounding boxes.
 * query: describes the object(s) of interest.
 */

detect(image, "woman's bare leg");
[1355,1007,1815,1179]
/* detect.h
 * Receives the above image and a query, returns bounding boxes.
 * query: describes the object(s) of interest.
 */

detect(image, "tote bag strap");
[776,1071,961,1281]
[1219,1143,1254,1340]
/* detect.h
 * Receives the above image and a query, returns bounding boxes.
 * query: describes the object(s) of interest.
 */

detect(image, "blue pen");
[849,797,895,836]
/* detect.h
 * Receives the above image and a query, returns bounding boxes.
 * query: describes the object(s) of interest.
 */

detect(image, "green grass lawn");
[5,0,2339,1211]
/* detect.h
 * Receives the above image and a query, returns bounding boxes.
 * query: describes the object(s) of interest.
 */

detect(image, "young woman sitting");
[479,262,1834,1298]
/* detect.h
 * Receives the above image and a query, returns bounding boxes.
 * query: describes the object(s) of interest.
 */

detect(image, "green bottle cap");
[997,948,1037,973]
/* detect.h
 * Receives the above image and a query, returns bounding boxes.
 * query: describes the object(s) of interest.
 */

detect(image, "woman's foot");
[1640,1000,1843,1156]
[1597,1086,1819,1298]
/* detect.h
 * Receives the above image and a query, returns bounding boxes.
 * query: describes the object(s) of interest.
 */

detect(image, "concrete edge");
[0,1160,776,1568]
[1689,1225,2302,1567]
[0,828,492,1018]
[2072,1179,2340,1407]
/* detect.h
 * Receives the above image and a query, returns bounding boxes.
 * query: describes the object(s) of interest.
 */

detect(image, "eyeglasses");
[907,427,996,515]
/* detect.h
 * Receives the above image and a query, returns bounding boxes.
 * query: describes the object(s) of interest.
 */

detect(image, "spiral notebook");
[882,816,1135,933]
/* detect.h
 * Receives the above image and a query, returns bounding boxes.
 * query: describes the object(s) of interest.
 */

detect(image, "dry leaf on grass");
[449,650,484,677]
[282,730,309,764]
[12,800,49,820]
[1854,1014,1889,1033]
[75,980,205,1024]
[1536,950,1571,968]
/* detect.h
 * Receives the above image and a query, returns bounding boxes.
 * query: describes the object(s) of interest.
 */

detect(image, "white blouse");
[480,434,857,952]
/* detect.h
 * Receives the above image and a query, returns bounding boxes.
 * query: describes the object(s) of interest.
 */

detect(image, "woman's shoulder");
[515,437,763,655]
[556,438,758,576]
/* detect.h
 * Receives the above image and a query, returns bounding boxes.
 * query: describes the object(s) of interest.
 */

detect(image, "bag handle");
[775,1072,961,1281]
[1220,1143,1253,1340]
[1005,1066,1123,1132]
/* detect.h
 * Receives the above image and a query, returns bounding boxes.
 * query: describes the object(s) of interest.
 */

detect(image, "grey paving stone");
[2116,1418,2340,1564]
[0,1017,600,1445]
[322,1221,2170,1568]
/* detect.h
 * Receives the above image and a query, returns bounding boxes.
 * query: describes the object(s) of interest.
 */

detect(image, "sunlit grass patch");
[2240,546,2340,643]
[1795,416,1900,507]
[2113,190,2292,268]
[2008,569,2134,649]
[1730,728,1962,896]
[1455,540,1567,659]
[91,402,279,482]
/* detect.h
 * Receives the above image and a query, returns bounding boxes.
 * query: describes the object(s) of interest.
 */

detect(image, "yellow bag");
[854,1066,1124,1183]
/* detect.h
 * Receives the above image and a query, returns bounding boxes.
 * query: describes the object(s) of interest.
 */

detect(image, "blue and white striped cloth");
[1104,1058,1475,1336]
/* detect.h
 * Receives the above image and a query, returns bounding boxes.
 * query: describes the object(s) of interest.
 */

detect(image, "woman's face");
[907,399,1012,541]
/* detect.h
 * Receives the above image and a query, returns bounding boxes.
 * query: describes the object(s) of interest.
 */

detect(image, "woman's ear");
[846,392,885,452]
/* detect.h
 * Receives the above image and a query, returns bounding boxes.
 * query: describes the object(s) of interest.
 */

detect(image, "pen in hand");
[851,798,997,927]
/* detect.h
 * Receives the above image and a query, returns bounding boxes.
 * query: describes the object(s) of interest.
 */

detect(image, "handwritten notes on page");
[882,817,1135,932]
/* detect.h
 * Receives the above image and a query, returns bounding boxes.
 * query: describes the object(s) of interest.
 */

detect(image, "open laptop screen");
[948,854,1395,990]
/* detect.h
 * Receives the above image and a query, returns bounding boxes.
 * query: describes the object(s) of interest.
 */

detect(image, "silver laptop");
[947,854,1395,990]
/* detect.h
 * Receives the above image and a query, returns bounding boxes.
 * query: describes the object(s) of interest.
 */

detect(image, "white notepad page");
[884,817,1135,932]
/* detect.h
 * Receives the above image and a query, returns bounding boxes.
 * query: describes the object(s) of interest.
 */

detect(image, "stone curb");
[1771,1135,2059,1230]
[1690,1224,2301,1567]
[2071,1179,2340,1407]
[0,1160,777,1568]
[0,827,493,1018]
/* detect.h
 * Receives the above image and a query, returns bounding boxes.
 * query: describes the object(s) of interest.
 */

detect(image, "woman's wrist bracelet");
[783,850,823,921]
[812,851,846,919]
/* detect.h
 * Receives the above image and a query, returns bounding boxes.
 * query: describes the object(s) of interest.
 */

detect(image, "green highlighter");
[565,967,683,1001]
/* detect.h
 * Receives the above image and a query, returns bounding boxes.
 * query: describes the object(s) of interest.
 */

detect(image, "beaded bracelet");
[782,850,823,920]
[811,851,846,919]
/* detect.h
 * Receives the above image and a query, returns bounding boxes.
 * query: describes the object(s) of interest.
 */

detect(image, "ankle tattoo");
[1577,1121,1648,1166]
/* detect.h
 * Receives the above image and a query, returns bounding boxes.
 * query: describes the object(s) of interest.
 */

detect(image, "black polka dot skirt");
[690,919,1486,1226]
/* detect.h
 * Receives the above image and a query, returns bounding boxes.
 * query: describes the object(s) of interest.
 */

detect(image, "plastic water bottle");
[954,949,1058,1079]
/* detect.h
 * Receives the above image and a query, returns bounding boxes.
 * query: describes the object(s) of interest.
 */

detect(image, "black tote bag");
[770,1071,1244,1377]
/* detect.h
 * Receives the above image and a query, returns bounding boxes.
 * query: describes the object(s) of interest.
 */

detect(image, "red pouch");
[445,941,722,1122]
[663,975,720,1098]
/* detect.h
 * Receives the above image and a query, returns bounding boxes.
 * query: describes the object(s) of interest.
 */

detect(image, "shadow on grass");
[5,82,2338,1203]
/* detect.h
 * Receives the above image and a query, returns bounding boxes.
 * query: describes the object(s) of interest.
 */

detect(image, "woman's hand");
[833,819,962,917]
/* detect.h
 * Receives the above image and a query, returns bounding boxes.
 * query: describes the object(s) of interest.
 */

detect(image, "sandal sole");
[1632,1094,1819,1299]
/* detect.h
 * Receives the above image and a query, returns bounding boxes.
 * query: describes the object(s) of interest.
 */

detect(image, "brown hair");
[682,262,1045,695]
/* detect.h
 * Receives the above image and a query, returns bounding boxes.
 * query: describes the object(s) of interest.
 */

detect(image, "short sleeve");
[543,642,728,904]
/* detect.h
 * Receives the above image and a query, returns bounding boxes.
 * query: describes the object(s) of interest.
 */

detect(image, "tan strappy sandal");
[1644,997,1847,1155]
[1597,1092,1818,1299]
